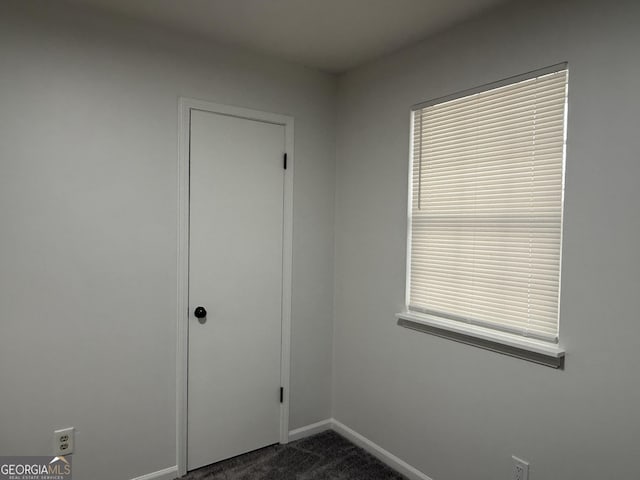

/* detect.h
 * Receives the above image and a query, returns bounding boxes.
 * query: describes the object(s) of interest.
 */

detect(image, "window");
[399,65,568,362]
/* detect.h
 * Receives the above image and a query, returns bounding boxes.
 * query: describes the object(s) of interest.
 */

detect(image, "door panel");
[187,109,284,470]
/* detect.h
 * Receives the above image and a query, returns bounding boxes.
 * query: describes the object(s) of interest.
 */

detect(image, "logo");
[0,456,72,480]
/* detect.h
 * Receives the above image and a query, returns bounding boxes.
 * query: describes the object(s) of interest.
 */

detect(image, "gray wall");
[333,0,640,479]
[0,2,335,479]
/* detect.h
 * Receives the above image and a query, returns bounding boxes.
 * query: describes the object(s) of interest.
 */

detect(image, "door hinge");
[280,387,284,403]
[283,153,287,170]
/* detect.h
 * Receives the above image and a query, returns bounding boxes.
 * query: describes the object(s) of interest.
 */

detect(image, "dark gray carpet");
[178,430,406,480]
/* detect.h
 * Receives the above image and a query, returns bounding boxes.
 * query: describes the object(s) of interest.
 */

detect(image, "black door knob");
[194,306,207,319]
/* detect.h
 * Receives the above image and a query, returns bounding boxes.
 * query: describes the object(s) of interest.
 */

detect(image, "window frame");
[397,64,568,367]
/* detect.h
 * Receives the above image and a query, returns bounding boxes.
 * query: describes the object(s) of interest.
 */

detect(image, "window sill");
[395,311,565,369]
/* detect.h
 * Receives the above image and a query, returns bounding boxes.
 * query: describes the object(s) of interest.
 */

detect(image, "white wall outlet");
[53,427,74,456]
[512,456,529,480]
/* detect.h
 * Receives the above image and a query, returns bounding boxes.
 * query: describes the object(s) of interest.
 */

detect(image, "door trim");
[177,97,294,477]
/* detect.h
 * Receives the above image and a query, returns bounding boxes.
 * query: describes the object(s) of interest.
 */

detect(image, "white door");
[187,109,285,471]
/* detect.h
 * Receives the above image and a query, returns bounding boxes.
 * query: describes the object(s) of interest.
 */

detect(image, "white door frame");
[176,97,294,477]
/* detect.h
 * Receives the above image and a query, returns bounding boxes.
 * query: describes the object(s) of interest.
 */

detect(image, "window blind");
[409,68,568,343]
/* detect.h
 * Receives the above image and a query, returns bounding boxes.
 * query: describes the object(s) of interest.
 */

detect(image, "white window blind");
[409,68,568,343]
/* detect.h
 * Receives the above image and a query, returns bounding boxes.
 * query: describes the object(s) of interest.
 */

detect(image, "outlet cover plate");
[512,455,529,480]
[54,427,74,456]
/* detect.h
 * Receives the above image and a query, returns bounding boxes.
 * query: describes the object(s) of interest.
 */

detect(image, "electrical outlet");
[512,456,529,480]
[54,427,74,456]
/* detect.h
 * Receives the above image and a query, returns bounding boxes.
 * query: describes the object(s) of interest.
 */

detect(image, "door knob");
[194,306,207,319]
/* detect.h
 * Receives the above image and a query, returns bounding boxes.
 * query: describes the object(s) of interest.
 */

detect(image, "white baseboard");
[330,420,433,480]
[288,418,333,441]
[289,418,432,480]
[130,465,178,480]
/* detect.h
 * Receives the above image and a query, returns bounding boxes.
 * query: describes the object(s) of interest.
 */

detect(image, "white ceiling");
[72,0,509,73]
